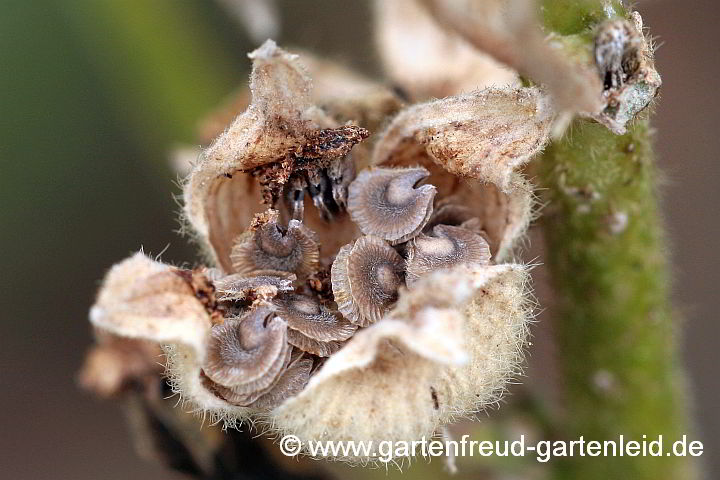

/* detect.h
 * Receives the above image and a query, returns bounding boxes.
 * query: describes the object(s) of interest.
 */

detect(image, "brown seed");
[231,210,319,277]
[347,167,436,244]
[331,235,405,326]
[203,306,289,391]
[274,293,357,343]
[406,224,491,286]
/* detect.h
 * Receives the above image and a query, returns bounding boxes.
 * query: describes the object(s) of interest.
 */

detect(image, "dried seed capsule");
[205,346,292,406]
[203,306,290,391]
[331,235,405,326]
[231,210,319,277]
[406,224,491,287]
[347,167,436,244]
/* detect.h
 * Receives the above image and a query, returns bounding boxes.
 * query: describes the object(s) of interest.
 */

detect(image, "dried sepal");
[230,210,319,277]
[406,224,491,286]
[331,236,405,327]
[347,166,436,244]
[89,252,212,355]
[374,0,518,101]
[272,265,530,462]
[373,87,552,191]
[434,264,531,420]
[203,306,289,391]
[183,40,365,271]
[88,253,249,420]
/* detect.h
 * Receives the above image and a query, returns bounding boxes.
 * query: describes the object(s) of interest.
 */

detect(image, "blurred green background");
[1,0,718,478]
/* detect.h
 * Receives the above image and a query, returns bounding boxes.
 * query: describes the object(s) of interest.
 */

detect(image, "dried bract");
[184,40,367,270]
[89,253,212,355]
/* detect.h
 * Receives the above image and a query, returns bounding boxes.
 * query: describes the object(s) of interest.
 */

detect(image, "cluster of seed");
[194,164,492,409]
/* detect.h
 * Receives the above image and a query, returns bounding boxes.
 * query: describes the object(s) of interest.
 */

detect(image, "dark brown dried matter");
[173,268,224,324]
[231,210,319,277]
[295,125,369,161]
[203,306,289,390]
[406,224,491,286]
[347,166,436,244]
[331,235,405,327]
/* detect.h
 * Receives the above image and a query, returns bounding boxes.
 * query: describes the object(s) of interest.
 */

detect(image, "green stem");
[536,3,697,478]
[538,117,696,479]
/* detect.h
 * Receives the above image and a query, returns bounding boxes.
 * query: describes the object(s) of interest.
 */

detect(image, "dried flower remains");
[84,39,562,463]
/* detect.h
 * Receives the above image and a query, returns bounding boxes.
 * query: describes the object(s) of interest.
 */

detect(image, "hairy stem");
[536,2,697,477]
[538,117,696,479]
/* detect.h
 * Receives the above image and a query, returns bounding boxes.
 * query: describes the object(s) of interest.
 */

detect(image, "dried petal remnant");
[89,253,212,355]
[406,225,491,286]
[348,166,436,244]
[331,236,405,327]
[231,210,319,277]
